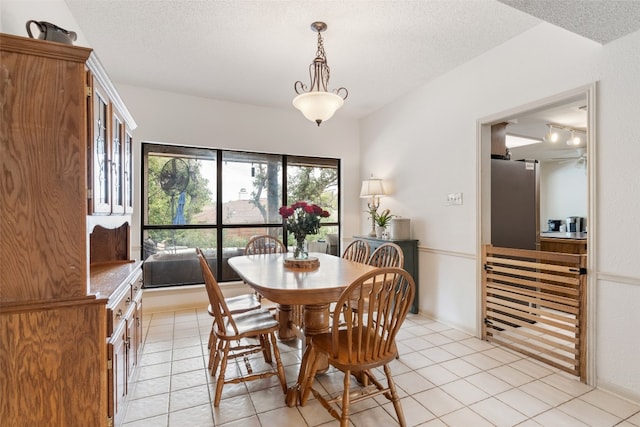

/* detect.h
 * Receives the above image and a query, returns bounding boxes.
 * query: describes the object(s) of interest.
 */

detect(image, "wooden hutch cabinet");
[0,34,141,427]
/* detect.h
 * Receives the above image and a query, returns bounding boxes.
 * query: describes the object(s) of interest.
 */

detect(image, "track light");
[543,125,559,143]
[567,131,582,146]
[544,124,585,146]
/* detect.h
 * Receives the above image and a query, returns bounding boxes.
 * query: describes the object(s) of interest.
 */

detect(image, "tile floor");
[121,308,640,427]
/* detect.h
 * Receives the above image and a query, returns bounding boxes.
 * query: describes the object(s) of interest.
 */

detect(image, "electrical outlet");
[446,192,463,206]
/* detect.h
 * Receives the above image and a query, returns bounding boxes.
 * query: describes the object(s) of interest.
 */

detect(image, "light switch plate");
[446,193,463,205]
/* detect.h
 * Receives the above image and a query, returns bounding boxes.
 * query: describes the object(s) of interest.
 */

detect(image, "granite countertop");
[540,231,587,240]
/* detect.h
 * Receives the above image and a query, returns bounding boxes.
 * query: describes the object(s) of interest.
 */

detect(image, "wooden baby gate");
[482,245,587,380]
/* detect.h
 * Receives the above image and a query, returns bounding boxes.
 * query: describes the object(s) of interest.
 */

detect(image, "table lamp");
[360,178,386,237]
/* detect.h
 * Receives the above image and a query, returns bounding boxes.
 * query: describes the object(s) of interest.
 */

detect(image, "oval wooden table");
[228,252,378,406]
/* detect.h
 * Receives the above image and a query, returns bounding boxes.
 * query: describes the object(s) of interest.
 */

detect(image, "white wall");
[361,23,640,401]
[539,161,588,230]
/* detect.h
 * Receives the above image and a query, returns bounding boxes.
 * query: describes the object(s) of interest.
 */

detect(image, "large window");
[141,143,340,288]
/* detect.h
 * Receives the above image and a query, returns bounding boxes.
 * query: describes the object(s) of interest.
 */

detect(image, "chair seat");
[219,308,279,338]
[226,293,261,313]
[311,330,398,371]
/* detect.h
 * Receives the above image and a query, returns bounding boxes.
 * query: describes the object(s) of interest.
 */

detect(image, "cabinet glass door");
[91,83,111,214]
[124,130,134,213]
[111,112,125,214]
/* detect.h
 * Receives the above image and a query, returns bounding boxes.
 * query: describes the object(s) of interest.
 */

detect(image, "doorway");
[477,83,597,385]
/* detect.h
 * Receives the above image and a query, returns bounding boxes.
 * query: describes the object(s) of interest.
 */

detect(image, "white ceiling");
[63,0,640,123]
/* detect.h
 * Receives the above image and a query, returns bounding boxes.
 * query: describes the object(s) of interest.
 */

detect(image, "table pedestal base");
[284,303,330,406]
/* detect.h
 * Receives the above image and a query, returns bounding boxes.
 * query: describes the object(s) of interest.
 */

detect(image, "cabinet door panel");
[124,129,134,213]
[90,79,112,214]
[109,324,127,422]
[111,110,125,214]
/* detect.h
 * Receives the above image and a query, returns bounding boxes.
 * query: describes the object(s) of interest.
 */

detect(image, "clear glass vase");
[293,237,309,260]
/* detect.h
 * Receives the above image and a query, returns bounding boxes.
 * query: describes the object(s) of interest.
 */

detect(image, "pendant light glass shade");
[293,91,344,125]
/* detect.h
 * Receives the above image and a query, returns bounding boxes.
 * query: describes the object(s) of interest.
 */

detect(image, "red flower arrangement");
[279,201,330,258]
[279,201,330,240]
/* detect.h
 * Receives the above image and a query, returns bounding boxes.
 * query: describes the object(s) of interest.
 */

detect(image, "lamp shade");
[292,91,344,125]
[360,179,386,197]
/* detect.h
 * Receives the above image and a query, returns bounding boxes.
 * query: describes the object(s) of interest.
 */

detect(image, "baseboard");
[142,281,253,314]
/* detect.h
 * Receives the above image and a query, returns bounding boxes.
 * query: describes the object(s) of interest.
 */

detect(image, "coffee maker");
[565,216,583,233]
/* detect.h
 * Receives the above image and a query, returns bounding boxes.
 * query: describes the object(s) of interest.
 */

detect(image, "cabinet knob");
[116,309,123,319]
[126,297,131,305]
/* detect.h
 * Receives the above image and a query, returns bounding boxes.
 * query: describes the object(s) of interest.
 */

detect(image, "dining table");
[228,252,378,406]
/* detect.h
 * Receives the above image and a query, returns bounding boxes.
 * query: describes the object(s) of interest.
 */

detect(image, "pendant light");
[293,22,348,126]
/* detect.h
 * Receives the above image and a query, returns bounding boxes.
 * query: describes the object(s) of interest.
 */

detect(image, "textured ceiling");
[498,0,640,44]
[63,0,640,122]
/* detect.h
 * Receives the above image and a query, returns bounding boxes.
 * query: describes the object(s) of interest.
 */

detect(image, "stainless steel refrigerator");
[491,159,539,250]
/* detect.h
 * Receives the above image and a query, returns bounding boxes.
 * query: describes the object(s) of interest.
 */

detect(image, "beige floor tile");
[169,384,212,413]
[171,369,209,391]
[461,352,504,370]
[412,387,465,417]
[297,397,337,426]
[349,405,399,426]
[217,415,262,427]
[488,364,535,387]
[257,406,309,426]
[533,407,590,426]
[136,362,172,382]
[168,402,214,426]
[439,341,477,357]
[248,385,288,413]
[470,396,528,426]
[394,370,436,394]
[579,389,640,419]
[519,380,574,406]
[465,371,512,395]
[439,358,483,378]
[130,376,171,400]
[382,396,436,426]
[440,407,494,426]
[123,393,170,424]
[541,372,593,397]
[440,379,490,405]
[213,394,256,425]
[495,388,551,417]
[557,398,623,426]
[400,351,436,370]
[416,364,459,386]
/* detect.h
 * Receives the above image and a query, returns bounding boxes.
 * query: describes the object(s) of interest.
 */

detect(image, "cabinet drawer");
[107,286,133,337]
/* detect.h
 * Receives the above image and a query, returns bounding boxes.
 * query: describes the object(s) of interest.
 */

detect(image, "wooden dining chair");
[244,234,286,255]
[341,239,370,263]
[300,267,415,426]
[196,248,261,372]
[368,242,404,268]
[244,234,286,304]
[197,253,287,406]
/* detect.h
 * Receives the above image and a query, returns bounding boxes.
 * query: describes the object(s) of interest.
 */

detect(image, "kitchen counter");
[540,232,587,254]
[540,231,587,240]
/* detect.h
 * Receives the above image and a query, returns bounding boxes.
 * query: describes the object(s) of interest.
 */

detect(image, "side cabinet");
[356,236,420,314]
[104,266,144,426]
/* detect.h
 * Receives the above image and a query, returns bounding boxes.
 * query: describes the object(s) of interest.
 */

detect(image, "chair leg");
[210,339,223,377]
[260,334,273,363]
[214,341,231,407]
[299,347,319,406]
[340,370,351,427]
[384,364,406,427]
[269,331,287,393]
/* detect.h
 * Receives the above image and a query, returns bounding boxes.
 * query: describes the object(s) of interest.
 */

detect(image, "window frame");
[141,142,341,287]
